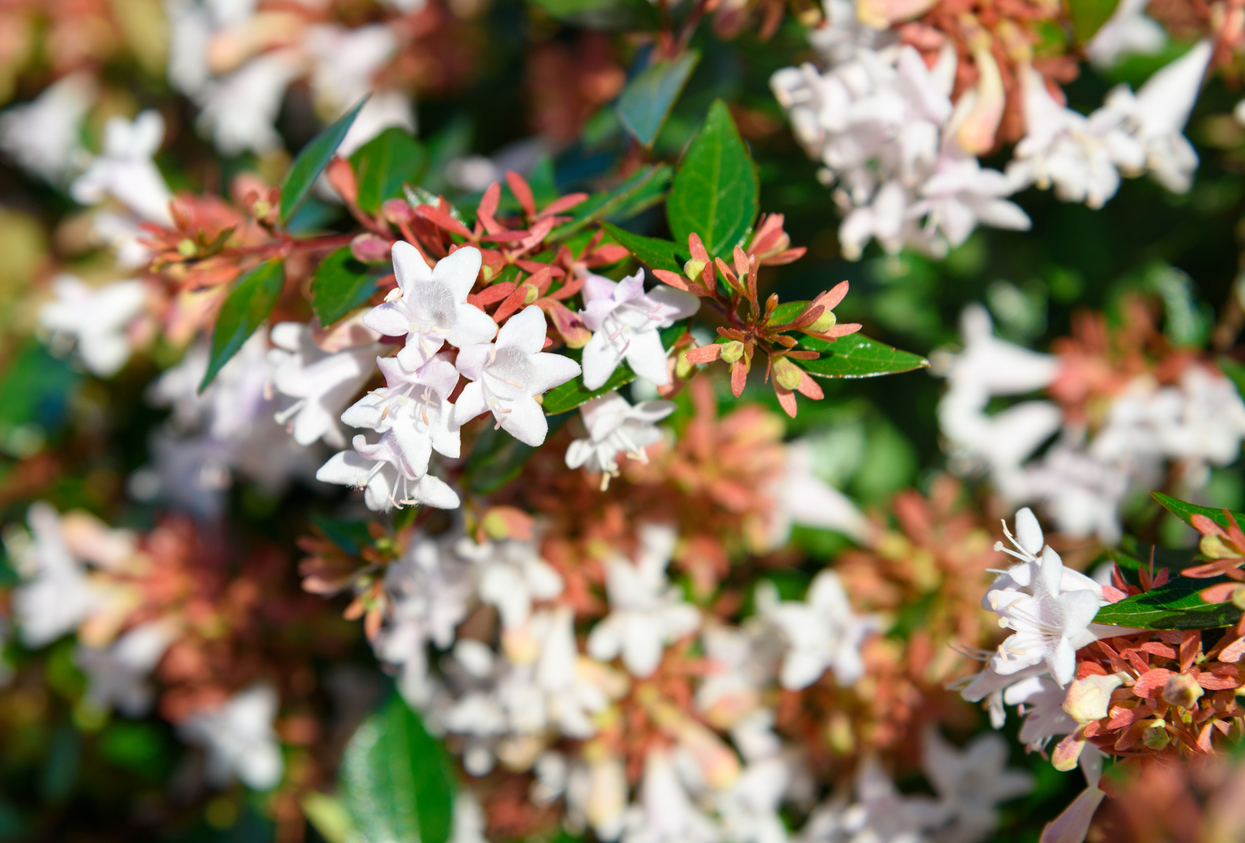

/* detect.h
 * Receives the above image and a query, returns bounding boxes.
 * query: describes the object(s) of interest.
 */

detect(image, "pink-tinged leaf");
[539,192,589,218]
[477,182,503,234]
[653,269,689,290]
[416,204,474,239]
[685,344,723,364]
[506,171,535,218]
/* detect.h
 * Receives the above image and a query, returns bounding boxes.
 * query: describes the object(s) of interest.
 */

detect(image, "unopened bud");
[771,356,804,390]
[720,341,745,364]
[1232,586,1245,610]
[1200,533,1234,559]
[521,282,540,304]
[177,239,197,258]
[1161,673,1204,709]
[1051,733,1083,772]
[381,198,414,224]
[683,259,706,282]
[806,308,838,334]
[350,233,391,264]
[1142,719,1170,751]
[1063,673,1124,724]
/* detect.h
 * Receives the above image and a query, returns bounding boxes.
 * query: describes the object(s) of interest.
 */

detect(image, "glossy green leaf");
[200,259,285,391]
[309,515,374,556]
[529,0,660,30]
[1093,576,1243,629]
[350,127,426,215]
[769,300,811,326]
[1152,491,1245,531]
[666,100,758,257]
[1069,0,1121,43]
[617,51,700,148]
[796,334,929,379]
[311,247,378,326]
[280,96,369,224]
[552,165,672,240]
[601,222,684,273]
[541,322,688,416]
[340,695,455,843]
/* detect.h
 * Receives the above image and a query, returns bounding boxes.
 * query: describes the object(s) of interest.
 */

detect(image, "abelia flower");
[1085,0,1167,68]
[454,305,581,447]
[565,392,676,489]
[70,110,173,224]
[39,275,147,377]
[0,72,95,182]
[579,269,699,390]
[758,569,880,690]
[364,243,497,371]
[9,503,106,648]
[586,524,700,677]
[177,683,284,790]
[76,620,176,717]
[340,354,462,475]
[922,729,1035,843]
[989,546,1102,686]
[455,537,564,631]
[316,433,461,511]
[268,322,378,448]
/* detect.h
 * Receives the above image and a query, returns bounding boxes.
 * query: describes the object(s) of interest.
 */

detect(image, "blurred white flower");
[70,110,173,224]
[456,537,563,631]
[922,729,1034,843]
[0,73,95,182]
[587,524,700,677]
[268,322,378,448]
[758,570,879,690]
[76,621,176,717]
[9,503,105,648]
[196,50,303,155]
[1086,0,1168,68]
[179,683,284,790]
[39,276,146,377]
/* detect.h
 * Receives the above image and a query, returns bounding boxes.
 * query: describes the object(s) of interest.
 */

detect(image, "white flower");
[587,524,700,677]
[316,432,461,512]
[341,354,462,472]
[759,569,880,690]
[1006,68,1144,210]
[0,72,95,182]
[798,758,938,843]
[950,663,1048,730]
[305,23,399,125]
[579,269,699,390]
[766,440,870,549]
[922,729,1034,843]
[9,503,104,648]
[268,322,378,448]
[622,750,720,843]
[565,392,675,487]
[1086,0,1167,68]
[364,244,497,371]
[76,621,176,717]
[373,529,477,706]
[196,50,303,156]
[455,306,582,447]
[70,110,173,224]
[178,683,284,790]
[989,546,1102,686]
[910,149,1031,251]
[1003,675,1078,751]
[566,754,629,841]
[40,275,146,377]
[1103,41,1212,194]
[455,537,564,631]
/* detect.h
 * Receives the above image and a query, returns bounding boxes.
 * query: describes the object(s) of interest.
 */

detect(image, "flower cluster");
[936,303,1245,542]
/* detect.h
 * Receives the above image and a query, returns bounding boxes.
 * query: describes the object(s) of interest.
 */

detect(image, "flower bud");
[1232,586,1245,610]
[1063,673,1124,724]
[771,356,804,390]
[521,281,541,304]
[350,233,391,264]
[1161,673,1204,709]
[1200,532,1234,559]
[177,238,197,258]
[1142,719,1170,751]
[720,341,745,364]
[805,308,838,334]
[683,259,706,282]
[1051,733,1083,772]
[381,198,414,224]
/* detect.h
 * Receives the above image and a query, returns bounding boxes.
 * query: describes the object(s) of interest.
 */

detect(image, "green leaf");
[200,259,285,391]
[1152,491,1245,531]
[1093,576,1243,630]
[312,247,379,326]
[529,0,660,30]
[666,100,758,257]
[796,334,929,379]
[541,322,687,416]
[601,222,684,273]
[769,300,811,326]
[310,515,374,556]
[350,127,427,215]
[340,695,455,843]
[1069,0,1121,43]
[280,96,369,224]
[617,51,700,148]
[465,413,571,494]
[552,165,673,240]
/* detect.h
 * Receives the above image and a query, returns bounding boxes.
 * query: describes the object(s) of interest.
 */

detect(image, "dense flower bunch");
[7,0,1245,840]
[935,301,1245,541]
